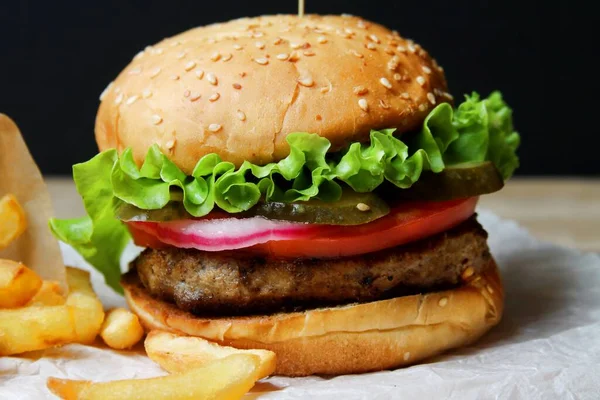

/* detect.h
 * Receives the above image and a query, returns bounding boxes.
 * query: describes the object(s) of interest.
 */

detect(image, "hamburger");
[50,14,520,376]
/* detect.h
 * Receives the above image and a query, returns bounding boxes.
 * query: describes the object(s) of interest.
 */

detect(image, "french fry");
[0,304,77,355]
[66,267,105,344]
[145,331,276,379]
[0,259,42,308]
[0,194,27,250]
[27,280,66,306]
[100,308,145,350]
[47,354,261,400]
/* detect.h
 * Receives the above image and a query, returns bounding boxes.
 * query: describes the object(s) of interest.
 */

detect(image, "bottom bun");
[122,258,503,376]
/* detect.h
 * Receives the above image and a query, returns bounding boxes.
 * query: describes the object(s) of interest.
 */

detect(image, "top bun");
[96,15,450,173]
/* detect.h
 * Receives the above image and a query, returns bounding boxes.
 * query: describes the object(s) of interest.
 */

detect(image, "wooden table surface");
[45,177,600,253]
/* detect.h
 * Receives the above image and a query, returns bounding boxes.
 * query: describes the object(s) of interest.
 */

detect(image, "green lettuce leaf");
[50,91,519,293]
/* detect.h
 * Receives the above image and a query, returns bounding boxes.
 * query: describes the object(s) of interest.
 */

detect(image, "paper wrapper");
[0,114,66,289]
[1,210,599,398]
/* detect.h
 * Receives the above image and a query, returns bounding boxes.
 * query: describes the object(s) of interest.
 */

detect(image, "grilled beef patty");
[133,216,491,315]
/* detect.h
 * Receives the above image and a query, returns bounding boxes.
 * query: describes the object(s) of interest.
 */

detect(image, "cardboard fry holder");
[0,114,66,289]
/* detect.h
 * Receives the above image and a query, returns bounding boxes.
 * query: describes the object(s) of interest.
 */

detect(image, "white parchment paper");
[1,210,599,399]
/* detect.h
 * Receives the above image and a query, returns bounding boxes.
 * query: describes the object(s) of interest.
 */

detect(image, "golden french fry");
[27,280,66,307]
[100,308,144,350]
[66,267,105,344]
[47,354,261,400]
[0,194,27,250]
[0,259,42,308]
[0,304,77,355]
[145,331,276,379]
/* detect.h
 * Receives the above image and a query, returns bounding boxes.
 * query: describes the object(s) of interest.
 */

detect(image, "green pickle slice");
[116,189,390,225]
[393,161,504,201]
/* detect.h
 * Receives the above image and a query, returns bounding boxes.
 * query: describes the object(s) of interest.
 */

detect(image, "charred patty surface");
[134,216,491,315]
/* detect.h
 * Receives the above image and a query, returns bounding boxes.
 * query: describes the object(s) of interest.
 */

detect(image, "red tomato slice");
[127,197,478,258]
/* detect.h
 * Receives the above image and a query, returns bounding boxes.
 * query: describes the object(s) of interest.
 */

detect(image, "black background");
[0,1,596,176]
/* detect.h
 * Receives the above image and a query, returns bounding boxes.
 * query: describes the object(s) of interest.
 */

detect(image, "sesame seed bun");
[95,14,449,173]
[121,258,503,376]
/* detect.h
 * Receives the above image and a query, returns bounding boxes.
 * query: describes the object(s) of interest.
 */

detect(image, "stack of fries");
[1,193,276,400]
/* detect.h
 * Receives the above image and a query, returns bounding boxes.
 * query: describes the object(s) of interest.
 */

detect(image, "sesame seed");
[366,43,377,50]
[320,85,331,93]
[151,115,163,125]
[239,72,247,77]
[208,123,221,132]
[358,98,369,111]
[379,77,393,89]
[273,37,283,45]
[276,53,289,60]
[99,82,113,101]
[418,103,427,112]
[142,89,152,99]
[290,42,302,49]
[169,74,180,81]
[236,110,246,121]
[443,92,454,100]
[396,45,406,53]
[416,76,426,86]
[210,52,221,62]
[401,92,410,99]
[255,41,265,49]
[387,56,400,71]
[427,92,436,105]
[303,50,315,56]
[350,50,364,58]
[345,27,354,35]
[408,43,416,53]
[254,57,269,65]
[253,31,264,38]
[189,92,201,101]
[461,267,474,280]
[317,36,328,44]
[195,69,204,79]
[298,76,314,87]
[353,86,368,95]
[114,93,124,105]
[232,83,242,90]
[288,52,300,62]
[233,44,243,50]
[368,34,381,43]
[207,73,218,85]
[133,51,145,60]
[379,99,390,109]
[422,66,432,74]
[176,51,187,59]
[357,20,368,29]
[170,41,181,47]
[126,95,139,105]
[486,284,494,294]
[222,53,233,62]
[337,30,352,39]
[393,73,402,81]
[438,297,448,307]
[184,61,196,71]
[183,90,190,98]
[384,47,395,55]
[403,352,411,361]
[114,87,121,93]
[165,140,175,149]
[128,67,142,75]
[209,93,220,102]
[154,48,164,55]
[149,67,162,78]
